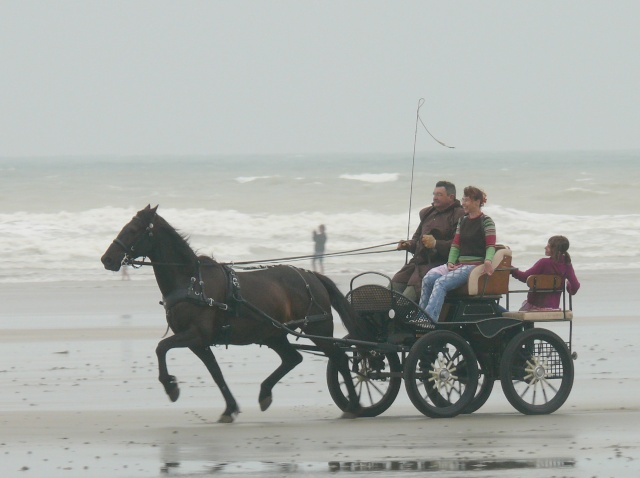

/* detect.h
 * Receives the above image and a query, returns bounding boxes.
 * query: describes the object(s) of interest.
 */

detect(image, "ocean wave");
[1,205,639,283]
[565,187,609,195]
[339,173,399,183]
[235,175,275,183]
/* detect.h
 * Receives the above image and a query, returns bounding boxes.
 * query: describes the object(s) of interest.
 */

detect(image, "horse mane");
[198,255,219,265]
[152,213,199,264]
[141,208,218,266]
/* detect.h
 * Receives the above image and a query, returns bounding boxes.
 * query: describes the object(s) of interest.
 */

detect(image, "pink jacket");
[511,258,580,309]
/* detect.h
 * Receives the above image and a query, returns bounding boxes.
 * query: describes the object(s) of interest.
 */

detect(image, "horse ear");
[151,205,158,214]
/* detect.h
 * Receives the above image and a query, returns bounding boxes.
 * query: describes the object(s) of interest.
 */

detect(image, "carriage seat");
[449,245,512,297]
[502,274,573,321]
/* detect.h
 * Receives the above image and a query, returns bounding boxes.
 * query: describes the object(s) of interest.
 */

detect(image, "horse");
[100,205,373,422]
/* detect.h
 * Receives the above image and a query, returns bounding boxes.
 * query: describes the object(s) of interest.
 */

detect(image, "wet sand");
[1,279,639,477]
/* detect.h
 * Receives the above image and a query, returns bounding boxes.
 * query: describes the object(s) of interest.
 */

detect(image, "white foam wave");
[235,176,274,183]
[1,205,639,283]
[339,173,399,183]
[565,187,609,195]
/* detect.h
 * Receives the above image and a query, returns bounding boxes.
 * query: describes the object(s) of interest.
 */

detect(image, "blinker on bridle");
[112,214,155,268]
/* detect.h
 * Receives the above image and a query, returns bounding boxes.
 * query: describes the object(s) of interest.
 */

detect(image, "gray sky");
[1,1,639,156]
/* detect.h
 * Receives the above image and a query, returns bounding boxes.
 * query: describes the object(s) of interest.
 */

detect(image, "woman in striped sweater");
[418,186,496,322]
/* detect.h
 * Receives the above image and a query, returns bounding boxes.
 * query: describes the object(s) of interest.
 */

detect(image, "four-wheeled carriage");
[325,245,576,418]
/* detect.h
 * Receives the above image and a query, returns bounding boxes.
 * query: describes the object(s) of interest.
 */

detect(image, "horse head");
[101,204,158,271]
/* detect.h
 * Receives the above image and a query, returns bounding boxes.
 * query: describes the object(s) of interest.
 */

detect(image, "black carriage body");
[334,271,574,418]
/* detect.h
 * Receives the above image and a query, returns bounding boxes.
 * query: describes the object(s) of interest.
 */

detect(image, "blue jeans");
[419,264,475,322]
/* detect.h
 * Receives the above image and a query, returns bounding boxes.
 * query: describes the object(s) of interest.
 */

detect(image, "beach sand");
[1,277,639,477]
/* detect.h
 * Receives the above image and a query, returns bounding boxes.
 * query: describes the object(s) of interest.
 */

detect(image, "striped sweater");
[448,214,496,265]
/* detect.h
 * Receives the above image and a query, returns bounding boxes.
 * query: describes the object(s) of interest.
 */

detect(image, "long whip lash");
[406,98,455,246]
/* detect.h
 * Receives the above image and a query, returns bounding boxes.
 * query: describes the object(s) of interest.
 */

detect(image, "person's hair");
[435,180,456,198]
[548,235,571,263]
[463,186,487,206]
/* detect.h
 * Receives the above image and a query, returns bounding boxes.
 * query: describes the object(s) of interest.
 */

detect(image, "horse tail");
[313,272,376,342]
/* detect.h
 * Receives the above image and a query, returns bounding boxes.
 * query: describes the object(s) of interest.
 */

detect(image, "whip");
[405,98,455,263]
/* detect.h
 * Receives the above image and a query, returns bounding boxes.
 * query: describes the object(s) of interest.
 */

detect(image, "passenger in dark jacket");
[392,181,464,301]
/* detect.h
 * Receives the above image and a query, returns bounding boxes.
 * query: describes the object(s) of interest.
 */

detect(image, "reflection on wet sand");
[160,458,575,475]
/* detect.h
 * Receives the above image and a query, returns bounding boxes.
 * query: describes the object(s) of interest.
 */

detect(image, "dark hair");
[463,186,487,206]
[548,235,571,263]
[435,180,456,198]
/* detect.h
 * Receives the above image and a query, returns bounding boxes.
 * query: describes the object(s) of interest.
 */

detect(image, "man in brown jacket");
[392,181,464,301]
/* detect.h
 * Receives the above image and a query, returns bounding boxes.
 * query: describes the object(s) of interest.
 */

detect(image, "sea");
[1,151,639,286]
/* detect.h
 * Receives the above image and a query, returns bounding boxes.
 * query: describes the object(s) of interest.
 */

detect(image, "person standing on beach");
[392,181,464,301]
[511,235,580,311]
[419,186,496,322]
[312,224,327,274]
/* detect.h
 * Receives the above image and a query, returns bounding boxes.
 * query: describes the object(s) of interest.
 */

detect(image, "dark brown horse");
[101,205,371,422]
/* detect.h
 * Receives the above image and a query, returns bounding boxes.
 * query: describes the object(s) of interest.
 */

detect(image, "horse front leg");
[189,346,240,423]
[155,330,203,403]
[260,335,303,412]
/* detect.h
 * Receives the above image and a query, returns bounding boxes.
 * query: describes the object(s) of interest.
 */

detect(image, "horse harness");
[160,263,332,336]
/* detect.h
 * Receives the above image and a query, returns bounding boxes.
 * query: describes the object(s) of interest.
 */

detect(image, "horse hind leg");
[259,335,303,412]
[189,346,240,423]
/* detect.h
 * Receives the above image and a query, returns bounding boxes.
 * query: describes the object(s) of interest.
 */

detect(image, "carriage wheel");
[326,341,402,418]
[500,328,574,415]
[428,353,495,414]
[404,330,478,418]
[462,353,495,414]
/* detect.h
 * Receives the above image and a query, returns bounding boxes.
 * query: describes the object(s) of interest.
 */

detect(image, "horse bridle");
[112,213,156,268]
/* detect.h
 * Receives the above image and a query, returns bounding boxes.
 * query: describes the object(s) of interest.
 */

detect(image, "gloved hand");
[421,235,436,249]
[397,240,410,251]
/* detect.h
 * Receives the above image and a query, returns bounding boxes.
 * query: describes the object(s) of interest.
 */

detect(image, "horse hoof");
[259,395,273,411]
[167,386,180,402]
[218,414,235,424]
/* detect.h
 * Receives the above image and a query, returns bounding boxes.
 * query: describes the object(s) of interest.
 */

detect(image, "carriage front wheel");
[500,327,574,415]
[326,339,402,418]
[404,330,478,418]
[462,352,495,414]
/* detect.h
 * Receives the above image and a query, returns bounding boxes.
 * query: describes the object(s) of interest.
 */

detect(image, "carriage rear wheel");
[326,338,402,418]
[500,328,574,415]
[404,330,478,418]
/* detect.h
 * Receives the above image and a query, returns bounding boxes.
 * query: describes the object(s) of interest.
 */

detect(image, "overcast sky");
[1,1,639,156]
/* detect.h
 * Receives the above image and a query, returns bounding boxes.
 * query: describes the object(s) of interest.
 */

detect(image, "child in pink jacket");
[511,235,580,311]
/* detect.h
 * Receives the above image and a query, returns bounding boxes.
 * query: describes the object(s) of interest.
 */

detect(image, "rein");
[123,241,399,268]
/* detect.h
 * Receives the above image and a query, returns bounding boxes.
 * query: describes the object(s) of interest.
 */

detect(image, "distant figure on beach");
[511,235,580,311]
[419,186,496,322]
[392,180,464,301]
[312,225,327,274]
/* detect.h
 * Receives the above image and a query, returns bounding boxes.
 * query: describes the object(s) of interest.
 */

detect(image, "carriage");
[101,206,576,422]
[324,245,576,418]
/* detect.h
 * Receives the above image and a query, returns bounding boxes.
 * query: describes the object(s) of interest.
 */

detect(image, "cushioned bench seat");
[502,310,573,321]
[503,274,573,321]
[450,246,512,297]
